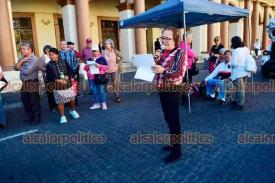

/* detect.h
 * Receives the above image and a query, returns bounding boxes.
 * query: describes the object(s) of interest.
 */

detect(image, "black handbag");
[94,74,108,85]
[0,77,8,92]
[190,62,199,76]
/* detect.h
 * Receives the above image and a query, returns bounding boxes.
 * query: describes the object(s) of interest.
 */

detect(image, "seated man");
[205,50,232,104]
[216,48,226,67]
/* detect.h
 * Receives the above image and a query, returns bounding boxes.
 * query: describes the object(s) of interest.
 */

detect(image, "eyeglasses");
[159,36,174,41]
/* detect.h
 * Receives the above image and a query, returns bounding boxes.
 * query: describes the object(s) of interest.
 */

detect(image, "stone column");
[134,0,147,54]
[207,0,220,51]
[220,0,229,48]
[117,0,136,62]
[243,0,252,48]
[207,24,215,51]
[59,0,79,50]
[0,0,16,70]
[251,0,260,49]
[75,0,91,52]
[262,4,270,50]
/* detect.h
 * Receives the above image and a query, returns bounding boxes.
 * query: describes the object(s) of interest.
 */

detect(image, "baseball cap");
[86,38,92,43]
[67,41,74,45]
[91,44,99,51]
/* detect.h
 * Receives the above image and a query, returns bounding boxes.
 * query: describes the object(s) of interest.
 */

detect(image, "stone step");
[122,62,137,73]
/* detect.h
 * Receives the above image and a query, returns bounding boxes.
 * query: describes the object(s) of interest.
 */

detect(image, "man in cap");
[67,41,80,59]
[81,38,93,62]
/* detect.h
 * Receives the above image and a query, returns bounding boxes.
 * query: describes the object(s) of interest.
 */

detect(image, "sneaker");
[101,103,108,110]
[70,110,80,119]
[60,116,67,124]
[89,103,101,110]
[210,94,215,98]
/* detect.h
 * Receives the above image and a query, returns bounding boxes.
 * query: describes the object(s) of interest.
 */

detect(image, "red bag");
[71,79,78,96]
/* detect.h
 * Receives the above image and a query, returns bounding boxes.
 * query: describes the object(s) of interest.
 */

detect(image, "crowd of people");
[0,38,123,126]
[0,28,256,163]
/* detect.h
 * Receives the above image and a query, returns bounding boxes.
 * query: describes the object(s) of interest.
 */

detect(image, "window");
[101,20,119,49]
[13,17,35,58]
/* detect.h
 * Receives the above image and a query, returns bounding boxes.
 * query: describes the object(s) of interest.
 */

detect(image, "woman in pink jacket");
[84,45,108,110]
[180,32,196,83]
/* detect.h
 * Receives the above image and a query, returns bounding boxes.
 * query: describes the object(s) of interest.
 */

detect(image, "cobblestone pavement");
[0,61,274,183]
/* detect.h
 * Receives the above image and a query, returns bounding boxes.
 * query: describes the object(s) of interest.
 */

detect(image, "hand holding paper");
[133,54,156,82]
[87,60,99,74]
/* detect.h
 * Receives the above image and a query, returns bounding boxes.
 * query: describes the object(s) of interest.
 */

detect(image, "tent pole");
[183,10,191,114]
[247,14,254,95]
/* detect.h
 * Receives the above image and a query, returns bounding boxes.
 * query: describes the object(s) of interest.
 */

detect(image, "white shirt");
[205,61,231,81]
[254,41,261,50]
[230,47,251,81]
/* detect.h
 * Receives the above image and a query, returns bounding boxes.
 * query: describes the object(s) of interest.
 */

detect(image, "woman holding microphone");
[152,28,187,164]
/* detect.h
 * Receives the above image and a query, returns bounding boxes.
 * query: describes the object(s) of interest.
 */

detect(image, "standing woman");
[46,48,80,123]
[102,39,123,102]
[180,32,196,83]
[152,28,187,164]
[39,45,57,111]
[229,36,251,110]
[0,66,6,128]
[84,45,108,110]
[209,36,224,73]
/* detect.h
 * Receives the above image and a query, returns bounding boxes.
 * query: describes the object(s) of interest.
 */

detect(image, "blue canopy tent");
[119,0,249,114]
[119,0,249,29]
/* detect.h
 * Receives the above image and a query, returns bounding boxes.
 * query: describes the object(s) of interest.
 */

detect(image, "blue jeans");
[90,79,106,103]
[0,94,6,125]
[206,79,226,100]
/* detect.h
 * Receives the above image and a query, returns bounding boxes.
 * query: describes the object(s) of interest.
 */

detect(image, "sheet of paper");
[132,54,155,82]
[89,64,99,74]
[87,61,96,65]
[0,81,6,89]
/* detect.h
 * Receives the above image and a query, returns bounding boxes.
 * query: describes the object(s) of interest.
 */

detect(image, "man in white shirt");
[205,50,232,104]
[253,39,261,58]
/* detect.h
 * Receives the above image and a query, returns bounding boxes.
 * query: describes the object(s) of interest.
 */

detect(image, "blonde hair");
[105,39,115,49]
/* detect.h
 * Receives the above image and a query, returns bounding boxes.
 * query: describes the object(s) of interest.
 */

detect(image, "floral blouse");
[155,47,187,88]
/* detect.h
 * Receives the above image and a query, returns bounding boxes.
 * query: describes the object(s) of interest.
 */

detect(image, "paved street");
[0,61,275,183]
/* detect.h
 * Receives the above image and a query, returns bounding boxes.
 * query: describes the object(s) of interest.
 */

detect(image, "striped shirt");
[59,49,79,73]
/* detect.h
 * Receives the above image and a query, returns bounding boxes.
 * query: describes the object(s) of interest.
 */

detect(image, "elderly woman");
[46,48,80,123]
[228,36,251,110]
[0,65,6,128]
[209,36,224,73]
[102,39,123,102]
[152,28,187,164]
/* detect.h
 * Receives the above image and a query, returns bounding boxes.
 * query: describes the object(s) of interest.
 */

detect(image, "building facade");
[0,0,275,70]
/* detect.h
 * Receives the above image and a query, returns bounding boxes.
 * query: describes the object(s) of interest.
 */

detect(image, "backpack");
[246,54,257,73]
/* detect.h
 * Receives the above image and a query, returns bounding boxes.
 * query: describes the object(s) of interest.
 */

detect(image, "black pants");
[21,80,41,122]
[182,69,192,103]
[46,90,57,110]
[255,49,259,56]
[159,91,182,153]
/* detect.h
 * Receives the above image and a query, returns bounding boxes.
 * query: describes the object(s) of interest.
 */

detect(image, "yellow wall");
[35,13,57,53]
[11,0,60,13]
[90,0,120,45]
[11,0,60,55]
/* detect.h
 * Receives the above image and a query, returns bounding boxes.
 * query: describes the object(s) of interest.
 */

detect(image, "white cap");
[91,44,99,51]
